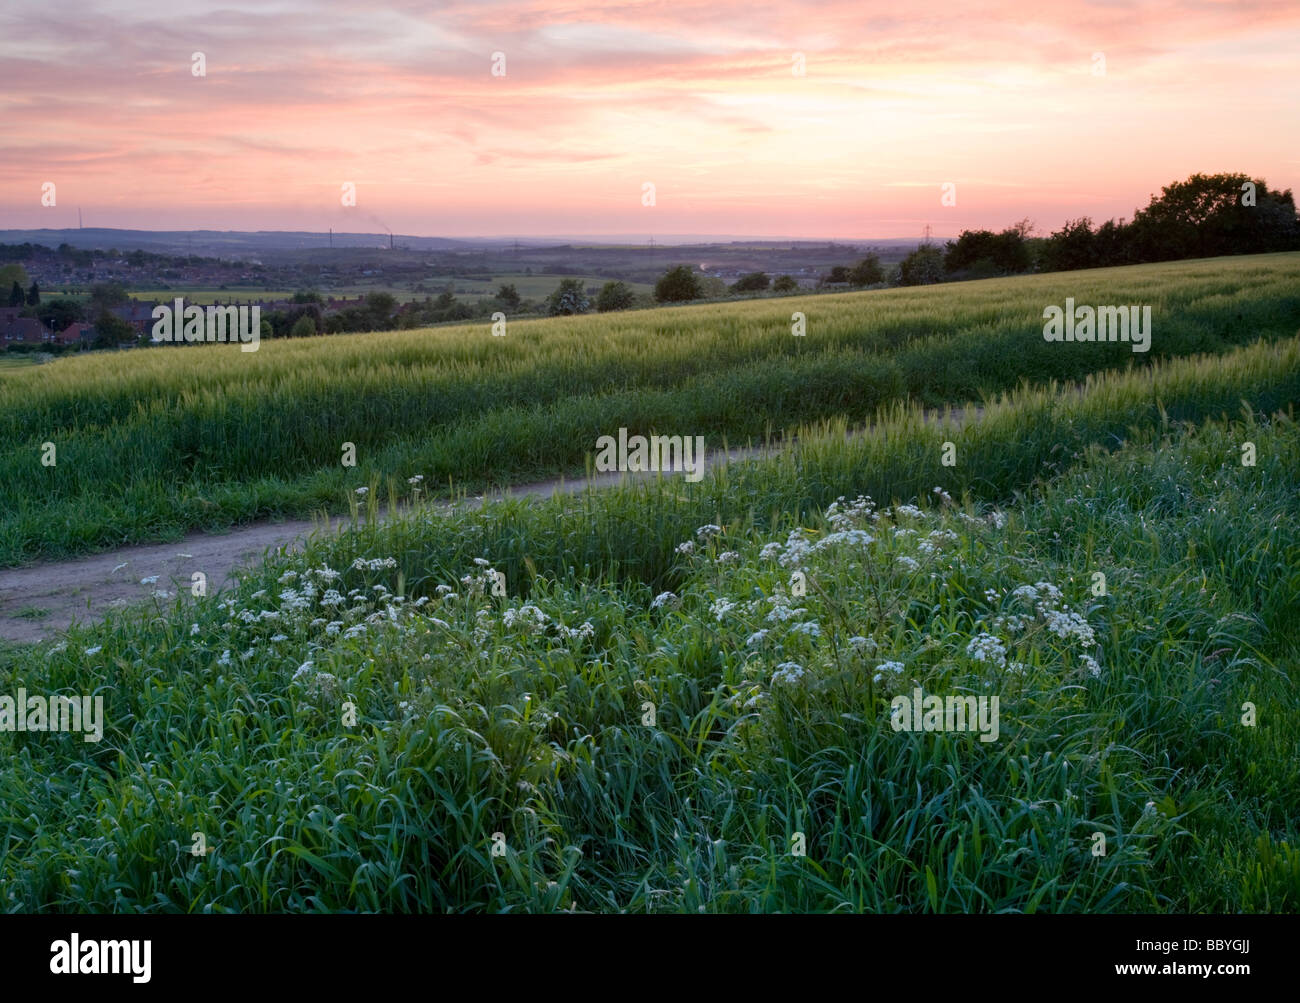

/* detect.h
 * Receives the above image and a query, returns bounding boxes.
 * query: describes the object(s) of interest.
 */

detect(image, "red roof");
[58,322,96,344]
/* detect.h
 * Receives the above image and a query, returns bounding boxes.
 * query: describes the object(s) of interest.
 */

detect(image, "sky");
[0,0,1297,240]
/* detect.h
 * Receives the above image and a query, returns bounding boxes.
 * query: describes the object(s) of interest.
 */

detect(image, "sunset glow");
[1,0,1297,237]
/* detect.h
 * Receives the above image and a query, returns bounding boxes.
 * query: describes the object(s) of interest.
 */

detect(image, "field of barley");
[1,252,1297,566]
[1,254,1298,912]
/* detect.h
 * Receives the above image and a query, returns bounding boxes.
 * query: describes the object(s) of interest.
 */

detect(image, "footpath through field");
[0,408,978,644]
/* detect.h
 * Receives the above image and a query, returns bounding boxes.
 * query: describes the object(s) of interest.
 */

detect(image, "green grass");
[1,336,1298,912]
[2,252,1298,566]
[127,289,301,304]
[419,273,656,299]
[123,276,657,304]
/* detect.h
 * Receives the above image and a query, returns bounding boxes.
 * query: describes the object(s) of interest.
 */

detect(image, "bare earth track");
[0,445,784,644]
[0,404,986,644]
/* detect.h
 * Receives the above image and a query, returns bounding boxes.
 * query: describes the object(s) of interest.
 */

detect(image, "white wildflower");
[771,661,805,685]
[966,633,1007,668]
[711,598,737,622]
[650,591,680,611]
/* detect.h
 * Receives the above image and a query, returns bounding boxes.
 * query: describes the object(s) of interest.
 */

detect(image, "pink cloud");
[0,0,1295,236]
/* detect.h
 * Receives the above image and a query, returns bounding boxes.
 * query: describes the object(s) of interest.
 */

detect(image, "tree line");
[7,172,1295,349]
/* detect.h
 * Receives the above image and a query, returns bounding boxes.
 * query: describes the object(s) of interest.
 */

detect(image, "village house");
[57,322,97,346]
[1,316,53,344]
[107,300,159,334]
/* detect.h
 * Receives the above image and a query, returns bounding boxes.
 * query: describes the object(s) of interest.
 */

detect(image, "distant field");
[127,289,300,304]
[423,273,656,299]
[2,252,1298,565]
[116,275,656,304]
[0,356,38,371]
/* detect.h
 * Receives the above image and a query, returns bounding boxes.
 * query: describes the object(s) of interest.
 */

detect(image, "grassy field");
[425,273,657,298]
[2,334,1297,911]
[0,356,39,372]
[1,253,1297,566]
[127,289,300,304]
[116,275,657,304]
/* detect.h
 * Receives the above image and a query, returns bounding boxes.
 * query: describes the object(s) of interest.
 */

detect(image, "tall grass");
[2,336,1298,912]
[286,334,1300,602]
[2,253,1297,564]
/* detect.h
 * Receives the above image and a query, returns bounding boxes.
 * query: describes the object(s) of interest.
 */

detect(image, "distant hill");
[0,228,930,257]
[0,229,477,256]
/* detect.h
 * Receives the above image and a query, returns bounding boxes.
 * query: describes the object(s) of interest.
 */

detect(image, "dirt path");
[1,401,988,644]
[0,442,788,644]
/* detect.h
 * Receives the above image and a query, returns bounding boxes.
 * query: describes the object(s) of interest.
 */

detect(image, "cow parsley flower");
[966,633,1007,668]
[772,661,805,685]
[711,598,737,622]
[650,591,680,610]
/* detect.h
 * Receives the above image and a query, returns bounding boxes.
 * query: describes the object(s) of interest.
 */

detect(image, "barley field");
[2,252,1298,566]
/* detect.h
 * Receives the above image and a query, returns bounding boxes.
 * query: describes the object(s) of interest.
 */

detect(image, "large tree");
[595,280,636,312]
[654,265,702,303]
[944,230,1029,276]
[1130,173,1300,259]
[897,245,944,286]
[547,278,591,315]
[38,297,84,331]
[848,254,885,286]
[731,271,770,293]
[495,283,522,310]
[93,311,136,348]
